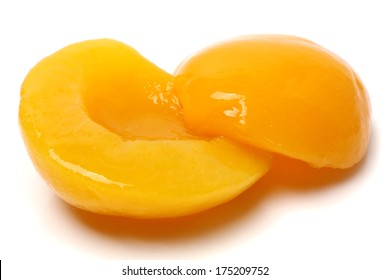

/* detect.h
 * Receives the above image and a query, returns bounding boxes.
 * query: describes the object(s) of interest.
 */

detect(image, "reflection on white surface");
[49,149,132,188]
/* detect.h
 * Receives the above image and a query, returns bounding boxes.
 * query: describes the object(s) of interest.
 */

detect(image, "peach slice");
[19,39,271,218]
[175,35,371,168]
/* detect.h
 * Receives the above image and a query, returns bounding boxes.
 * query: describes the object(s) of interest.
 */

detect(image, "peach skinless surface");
[19,35,370,219]
[19,39,271,218]
[175,35,371,168]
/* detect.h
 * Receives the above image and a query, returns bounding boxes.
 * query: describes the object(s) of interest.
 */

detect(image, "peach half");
[175,35,371,168]
[19,39,271,218]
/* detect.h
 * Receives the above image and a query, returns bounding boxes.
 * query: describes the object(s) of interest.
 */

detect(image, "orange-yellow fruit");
[175,35,370,168]
[19,39,271,218]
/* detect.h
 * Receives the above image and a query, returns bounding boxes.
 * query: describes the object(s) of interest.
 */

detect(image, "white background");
[1,0,389,279]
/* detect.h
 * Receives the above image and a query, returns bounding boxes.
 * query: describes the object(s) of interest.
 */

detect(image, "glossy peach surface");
[19,39,271,218]
[175,35,371,168]
[19,35,371,219]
